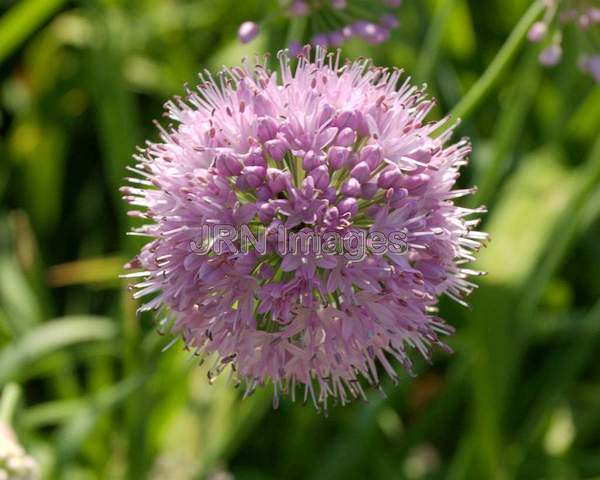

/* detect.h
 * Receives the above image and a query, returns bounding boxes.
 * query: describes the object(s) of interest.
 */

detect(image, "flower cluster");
[238,0,401,49]
[528,0,600,82]
[0,424,38,480]
[123,47,487,410]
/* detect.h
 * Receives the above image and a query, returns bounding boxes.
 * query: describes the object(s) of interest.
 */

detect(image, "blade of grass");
[0,316,117,385]
[460,149,577,478]
[471,50,541,208]
[458,138,600,478]
[0,217,43,334]
[517,300,600,450]
[449,0,544,122]
[517,135,600,320]
[0,383,21,424]
[0,0,66,64]
[309,360,431,480]
[46,256,124,287]
[397,360,468,457]
[84,17,141,245]
[446,432,476,480]
[413,0,457,84]
[52,371,150,475]
[22,398,87,429]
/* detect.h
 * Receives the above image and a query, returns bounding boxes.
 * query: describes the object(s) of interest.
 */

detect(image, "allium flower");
[528,0,600,82]
[237,0,401,49]
[0,424,38,480]
[123,47,487,410]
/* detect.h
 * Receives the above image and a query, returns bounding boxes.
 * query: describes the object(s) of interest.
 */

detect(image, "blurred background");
[0,0,599,478]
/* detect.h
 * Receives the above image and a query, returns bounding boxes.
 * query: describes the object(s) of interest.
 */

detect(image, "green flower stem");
[448,0,545,123]
[295,155,305,187]
[414,0,458,84]
[0,383,21,425]
[286,16,308,46]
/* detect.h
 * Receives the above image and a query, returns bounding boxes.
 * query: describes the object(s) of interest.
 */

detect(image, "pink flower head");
[123,48,487,411]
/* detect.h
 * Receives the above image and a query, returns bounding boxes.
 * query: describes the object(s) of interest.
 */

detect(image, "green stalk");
[414,0,458,84]
[0,383,21,424]
[0,0,66,64]
[448,0,544,122]
[470,49,541,208]
[295,155,305,187]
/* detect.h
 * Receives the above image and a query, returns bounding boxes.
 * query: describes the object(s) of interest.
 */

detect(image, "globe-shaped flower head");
[123,47,487,410]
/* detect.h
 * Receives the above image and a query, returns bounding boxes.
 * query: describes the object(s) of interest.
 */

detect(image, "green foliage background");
[0,0,599,478]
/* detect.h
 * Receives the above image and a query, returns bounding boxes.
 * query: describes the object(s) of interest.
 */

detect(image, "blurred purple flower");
[527,21,547,42]
[237,21,259,43]
[290,0,310,17]
[528,1,599,78]
[579,55,600,82]
[239,0,401,49]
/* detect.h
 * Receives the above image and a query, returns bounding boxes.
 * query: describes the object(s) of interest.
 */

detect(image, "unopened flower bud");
[338,197,358,216]
[328,146,351,170]
[265,138,288,161]
[310,165,330,190]
[256,185,272,200]
[341,178,362,197]
[360,144,383,170]
[244,149,266,167]
[267,168,289,194]
[242,166,266,188]
[361,182,379,199]
[378,167,401,189]
[238,21,259,44]
[324,206,339,225]
[258,202,276,223]
[350,161,371,183]
[215,153,242,176]
[334,109,358,129]
[322,186,337,203]
[303,150,320,170]
[256,116,278,142]
[336,127,357,147]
